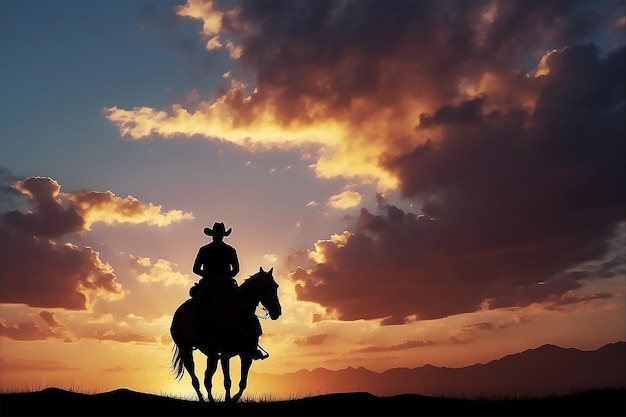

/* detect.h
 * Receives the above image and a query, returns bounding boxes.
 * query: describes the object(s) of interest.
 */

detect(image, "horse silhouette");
[170,266,282,402]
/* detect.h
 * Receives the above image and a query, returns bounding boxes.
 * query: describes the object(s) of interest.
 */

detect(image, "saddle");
[189,279,244,333]
[187,278,266,360]
[189,277,237,299]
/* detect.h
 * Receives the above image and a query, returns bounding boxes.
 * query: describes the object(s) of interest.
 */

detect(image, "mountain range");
[249,341,625,398]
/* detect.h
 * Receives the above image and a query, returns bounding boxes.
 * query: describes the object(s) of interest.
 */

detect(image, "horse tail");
[170,344,185,380]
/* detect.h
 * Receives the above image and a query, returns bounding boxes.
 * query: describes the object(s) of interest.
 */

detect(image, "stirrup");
[253,345,269,360]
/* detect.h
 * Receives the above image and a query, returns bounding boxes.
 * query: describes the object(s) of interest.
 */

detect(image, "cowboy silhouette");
[190,222,265,360]
[192,222,239,296]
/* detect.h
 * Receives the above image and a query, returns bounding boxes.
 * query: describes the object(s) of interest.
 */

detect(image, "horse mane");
[239,270,264,289]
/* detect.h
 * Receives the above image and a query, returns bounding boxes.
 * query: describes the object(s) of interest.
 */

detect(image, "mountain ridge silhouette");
[250,341,625,397]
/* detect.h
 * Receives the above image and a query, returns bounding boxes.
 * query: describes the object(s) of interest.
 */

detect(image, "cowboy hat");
[204,222,232,237]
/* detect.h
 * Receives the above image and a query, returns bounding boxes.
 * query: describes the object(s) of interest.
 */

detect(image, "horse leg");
[232,355,253,403]
[204,354,219,403]
[220,355,232,402]
[180,347,204,402]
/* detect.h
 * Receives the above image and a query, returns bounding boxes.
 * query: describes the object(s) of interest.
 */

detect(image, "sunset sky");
[1,0,625,399]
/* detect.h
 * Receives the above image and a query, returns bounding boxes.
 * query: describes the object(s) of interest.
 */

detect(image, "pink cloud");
[0,174,193,310]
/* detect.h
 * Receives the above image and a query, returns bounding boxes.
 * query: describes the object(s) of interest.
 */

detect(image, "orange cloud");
[175,0,242,58]
[294,333,328,346]
[134,257,190,286]
[95,330,156,344]
[67,190,194,228]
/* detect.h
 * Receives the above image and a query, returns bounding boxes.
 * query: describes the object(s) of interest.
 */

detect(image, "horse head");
[253,266,282,320]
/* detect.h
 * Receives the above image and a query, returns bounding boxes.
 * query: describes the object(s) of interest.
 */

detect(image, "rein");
[255,305,270,319]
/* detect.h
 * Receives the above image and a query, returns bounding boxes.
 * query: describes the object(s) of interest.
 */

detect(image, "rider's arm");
[192,249,204,277]
[230,249,240,278]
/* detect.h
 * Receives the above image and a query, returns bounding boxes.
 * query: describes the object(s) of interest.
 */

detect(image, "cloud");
[38,311,66,329]
[264,253,278,264]
[1,176,194,237]
[0,168,29,212]
[285,38,624,325]
[175,0,242,58]
[0,172,194,309]
[327,190,362,210]
[3,176,84,238]
[131,256,190,286]
[67,190,194,228]
[293,333,328,346]
[0,228,123,310]
[542,290,614,311]
[288,194,623,324]
[350,339,436,354]
[0,318,51,341]
[103,2,625,325]
[449,322,497,345]
[104,1,623,192]
[0,357,80,372]
[449,316,534,344]
[95,330,156,344]
[88,313,115,324]
[129,255,152,269]
[0,314,70,342]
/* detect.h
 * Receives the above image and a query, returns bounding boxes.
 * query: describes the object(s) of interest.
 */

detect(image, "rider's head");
[204,222,232,242]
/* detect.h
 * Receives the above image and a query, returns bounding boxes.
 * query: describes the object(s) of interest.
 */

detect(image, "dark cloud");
[221,0,468,121]
[0,169,192,310]
[288,41,625,323]
[0,319,51,341]
[418,97,486,128]
[38,311,65,328]
[0,310,72,342]
[0,172,123,309]
[1,176,84,238]
[214,0,622,123]
[392,44,625,268]
[0,222,121,309]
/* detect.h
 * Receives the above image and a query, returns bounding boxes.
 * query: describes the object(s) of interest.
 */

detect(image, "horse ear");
[259,266,264,272]
[269,267,273,274]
